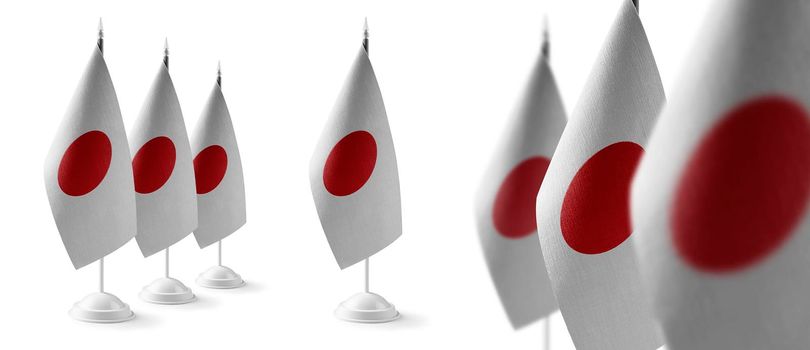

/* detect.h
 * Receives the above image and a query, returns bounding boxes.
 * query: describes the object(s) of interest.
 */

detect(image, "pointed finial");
[163,37,169,69]
[362,17,370,53]
[97,18,104,54]
[363,17,369,36]
[541,15,550,60]
[216,60,222,87]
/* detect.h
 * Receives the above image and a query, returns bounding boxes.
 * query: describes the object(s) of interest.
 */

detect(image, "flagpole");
[162,39,171,280]
[97,18,104,54]
[216,60,222,87]
[218,241,223,266]
[541,18,552,350]
[215,61,223,268]
[97,18,106,296]
[632,0,639,11]
[362,16,371,295]
[163,38,169,69]
[99,258,105,293]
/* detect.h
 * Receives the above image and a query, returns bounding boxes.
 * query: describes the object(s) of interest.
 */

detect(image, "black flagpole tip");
[163,37,169,68]
[97,18,104,53]
[216,61,222,87]
[541,15,550,59]
[362,17,369,53]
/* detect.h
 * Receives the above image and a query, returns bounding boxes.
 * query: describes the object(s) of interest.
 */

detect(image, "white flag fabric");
[310,46,401,269]
[534,0,665,348]
[190,83,246,248]
[129,64,198,257]
[44,47,137,269]
[475,51,565,329]
[632,1,810,349]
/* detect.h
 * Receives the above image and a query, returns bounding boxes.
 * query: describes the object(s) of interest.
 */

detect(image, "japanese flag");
[190,82,246,248]
[534,0,665,348]
[474,49,565,329]
[632,1,810,349]
[129,63,198,257]
[44,47,136,269]
[310,46,401,269]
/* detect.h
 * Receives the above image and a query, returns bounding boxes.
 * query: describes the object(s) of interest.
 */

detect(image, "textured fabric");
[191,83,246,248]
[475,52,565,329]
[129,64,198,258]
[632,1,810,349]
[310,47,402,269]
[535,0,665,348]
[44,47,136,269]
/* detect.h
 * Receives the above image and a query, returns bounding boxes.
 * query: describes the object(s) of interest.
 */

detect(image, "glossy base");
[196,265,246,289]
[335,292,400,323]
[139,277,196,304]
[69,292,135,323]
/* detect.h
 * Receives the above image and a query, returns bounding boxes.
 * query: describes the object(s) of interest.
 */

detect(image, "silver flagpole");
[542,17,552,350]
[97,18,106,295]
[363,16,371,295]
[163,38,170,280]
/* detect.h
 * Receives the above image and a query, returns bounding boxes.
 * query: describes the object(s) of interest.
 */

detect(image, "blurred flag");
[44,47,137,270]
[535,0,665,348]
[632,1,810,349]
[129,63,198,257]
[190,80,246,248]
[310,46,401,269]
[475,44,565,329]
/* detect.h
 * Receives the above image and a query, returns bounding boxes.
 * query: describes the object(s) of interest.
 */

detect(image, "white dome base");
[335,292,400,323]
[69,292,135,323]
[139,277,196,304]
[196,265,245,289]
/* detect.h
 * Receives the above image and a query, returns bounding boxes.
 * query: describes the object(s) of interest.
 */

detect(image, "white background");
[0,0,713,348]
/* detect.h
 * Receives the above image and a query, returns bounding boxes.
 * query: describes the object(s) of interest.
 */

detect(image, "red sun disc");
[672,95,810,273]
[132,136,176,194]
[58,130,112,196]
[323,130,377,196]
[561,141,644,254]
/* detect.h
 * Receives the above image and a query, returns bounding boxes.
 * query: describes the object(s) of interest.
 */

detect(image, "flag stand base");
[139,277,196,304]
[335,292,400,323]
[69,292,135,323]
[196,265,245,289]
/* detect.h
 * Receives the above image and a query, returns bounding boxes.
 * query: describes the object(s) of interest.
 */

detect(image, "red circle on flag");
[194,145,228,194]
[132,136,176,194]
[323,130,377,196]
[561,141,644,254]
[58,130,112,196]
[672,95,810,273]
[492,156,552,238]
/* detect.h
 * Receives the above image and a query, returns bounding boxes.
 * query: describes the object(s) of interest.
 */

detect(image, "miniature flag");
[190,82,246,248]
[534,0,665,348]
[310,46,401,269]
[475,49,565,329]
[129,63,198,257]
[44,47,137,269]
[632,1,810,349]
